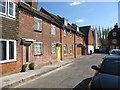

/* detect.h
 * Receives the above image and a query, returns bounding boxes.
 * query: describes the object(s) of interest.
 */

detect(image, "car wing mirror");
[91,65,100,71]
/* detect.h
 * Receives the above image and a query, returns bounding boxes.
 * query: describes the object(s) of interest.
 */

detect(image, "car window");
[110,50,120,55]
[111,51,117,54]
[100,59,120,76]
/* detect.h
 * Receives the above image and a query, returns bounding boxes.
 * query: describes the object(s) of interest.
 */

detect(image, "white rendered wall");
[87,45,94,54]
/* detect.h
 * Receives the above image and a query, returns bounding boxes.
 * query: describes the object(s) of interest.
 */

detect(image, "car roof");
[104,55,120,60]
[110,49,120,51]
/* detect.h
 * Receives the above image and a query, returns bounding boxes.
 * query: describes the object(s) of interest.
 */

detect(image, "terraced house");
[0,0,20,75]
[0,0,88,76]
[71,24,86,57]
[79,26,94,54]
[108,23,120,50]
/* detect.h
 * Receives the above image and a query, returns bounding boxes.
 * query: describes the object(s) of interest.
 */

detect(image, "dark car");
[90,55,120,89]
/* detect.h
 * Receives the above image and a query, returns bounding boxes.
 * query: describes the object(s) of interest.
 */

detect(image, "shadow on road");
[73,77,92,90]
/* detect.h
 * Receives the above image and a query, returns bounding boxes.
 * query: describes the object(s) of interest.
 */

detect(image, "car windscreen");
[100,59,120,76]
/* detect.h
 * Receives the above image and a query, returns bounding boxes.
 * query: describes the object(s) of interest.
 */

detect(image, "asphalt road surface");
[14,54,106,89]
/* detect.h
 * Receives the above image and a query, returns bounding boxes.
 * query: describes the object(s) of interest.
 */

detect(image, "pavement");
[0,56,86,89]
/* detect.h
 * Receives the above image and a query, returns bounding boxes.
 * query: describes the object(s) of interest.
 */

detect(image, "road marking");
[13,63,73,88]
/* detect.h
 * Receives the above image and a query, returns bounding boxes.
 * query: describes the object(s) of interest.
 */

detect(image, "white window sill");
[34,54,43,56]
[70,53,73,55]
[64,54,67,56]
[0,59,17,64]
[0,14,16,21]
[51,34,56,35]
[52,52,56,54]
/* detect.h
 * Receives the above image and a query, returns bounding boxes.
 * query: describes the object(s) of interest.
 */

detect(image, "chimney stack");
[23,0,38,9]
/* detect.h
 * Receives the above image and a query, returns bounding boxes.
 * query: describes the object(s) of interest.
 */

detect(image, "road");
[14,54,106,89]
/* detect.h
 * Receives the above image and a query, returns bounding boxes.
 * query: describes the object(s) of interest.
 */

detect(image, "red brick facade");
[1,1,22,76]
[75,34,84,57]
[61,30,75,60]
[108,24,120,50]
[19,8,61,67]
[88,30,94,45]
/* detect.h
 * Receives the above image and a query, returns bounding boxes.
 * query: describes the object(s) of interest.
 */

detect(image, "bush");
[21,64,27,72]
[29,62,35,70]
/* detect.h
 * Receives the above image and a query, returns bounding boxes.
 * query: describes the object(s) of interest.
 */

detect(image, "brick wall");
[1,5,22,76]
[109,39,120,49]
[61,30,75,60]
[88,30,94,45]
[2,6,19,40]
[75,34,84,57]
[19,10,61,67]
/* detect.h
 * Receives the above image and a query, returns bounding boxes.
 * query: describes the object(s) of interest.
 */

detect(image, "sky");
[37,2,118,29]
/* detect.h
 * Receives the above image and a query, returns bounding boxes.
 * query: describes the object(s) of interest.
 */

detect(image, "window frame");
[8,0,16,18]
[64,45,67,56]
[112,32,117,37]
[51,24,56,35]
[52,43,56,54]
[112,39,117,44]
[34,17,42,32]
[70,45,73,54]
[64,29,67,36]
[0,0,7,15]
[34,42,43,56]
[0,39,16,64]
[70,31,72,37]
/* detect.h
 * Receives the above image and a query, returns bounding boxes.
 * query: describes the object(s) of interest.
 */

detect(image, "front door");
[23,42,31,64]
[26,45,29,63]
[57,44,61,61]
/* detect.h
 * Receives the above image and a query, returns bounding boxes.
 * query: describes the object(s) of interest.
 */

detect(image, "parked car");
[100,48,107,53]
[89,55,120,89]
[109,49,120,55]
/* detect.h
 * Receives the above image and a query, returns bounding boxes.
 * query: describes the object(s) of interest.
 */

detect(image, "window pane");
[9,2,13,9]
[0,1,6,6]
[52,43,56,53]
[64,45,67,55]
[0,41,6,60]
[9,41,14,59]
[70,45,72,54]
[34,43,42,55]
[0,4,6,13]
[9,8,13,16]
[8,1,15,17]
[34,17,42,31]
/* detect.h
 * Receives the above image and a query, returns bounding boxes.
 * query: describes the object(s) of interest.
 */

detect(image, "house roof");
[108,27,120,39]
[18,2,63,28]
[109,28,120,32]
[79,26,91,37]
[40,8,63,26]
[70,24,85,36]
[40,8,77,32]
[18,3,85,36]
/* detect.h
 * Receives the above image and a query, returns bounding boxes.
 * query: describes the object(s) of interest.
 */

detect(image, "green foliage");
[29,62,35,70]
[21,64,27,72]
[94,26,113,49]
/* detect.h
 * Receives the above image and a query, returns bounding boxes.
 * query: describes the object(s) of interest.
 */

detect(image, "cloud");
[69,1,81,6]
[76,19,85,23]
